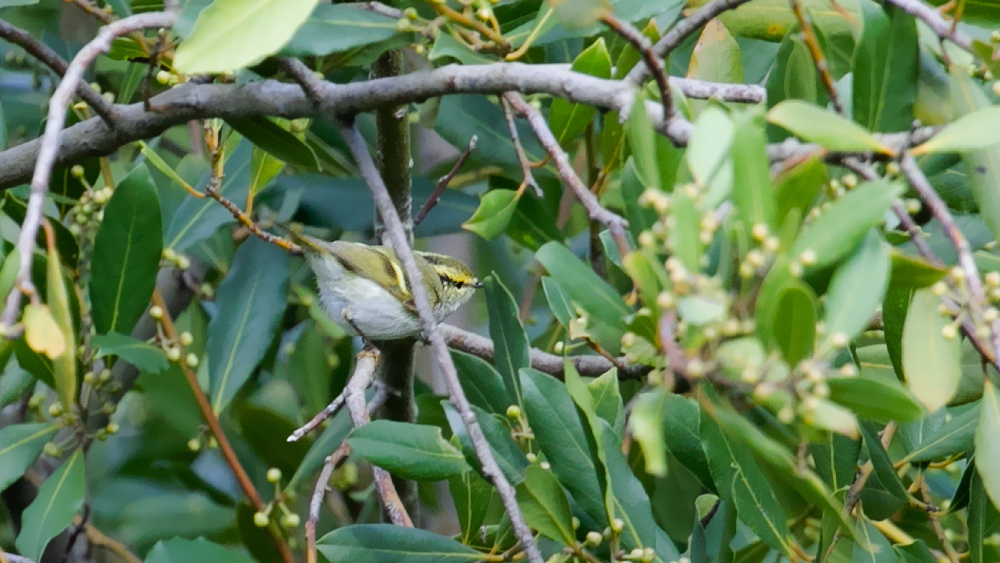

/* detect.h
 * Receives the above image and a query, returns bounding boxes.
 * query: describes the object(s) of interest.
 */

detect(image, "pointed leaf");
[91,332,169,374]
[852,0,918,133]
[15,449,85,561]
[516,464,576,545]
[348,420,470,481]
[767,100,893,154]
[208,238,289,413]
[0,423,60,491]
[484,275,528,408]
[730,107,775,237]
[463,190,521,241]
[820,231,891,354]
[900,405,978,463]
[913,107,1000,154]
[317,524,481,563]
[91,164,162,336]
[902,287,961,412]
[451,350,510,416]
[550,38,611,147]
[975,378,1000,512]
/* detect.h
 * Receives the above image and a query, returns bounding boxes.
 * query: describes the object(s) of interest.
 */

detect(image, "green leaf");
[208,238,289,413]
[687,19,743,86]
[914,107,1000,154]
[451,350,510,416]
[226,117,318,170]
[900,405,978,463]
[449,470,495,545]
[766,34,823,142]
[888,250,946,290]
[520,367,607,528]
[0,423,60,491]
[507,193,562,251]
[820,231,891,354]
[827,376,925,423]
[516,464,576,545]
[700,408,791,553]
[15,449,85,562]
[484,275,528,408]
[550,38,611,147]
[767,100,893,154]
[536,241,631,330]
[773,280,817,366]
[280,3,404,57]
[774,155,827,227]
[429,33,494,66]
[945,67,1000,245]
[463,190,521,241]
[249,146,285,201]
[628,96,659,188]
[317,524,482,563]
[348,420,471,481]
[146,537,256,563]
[730,107,775,238]
[975,378,1000,512]
[859,421,908,502]
[542,276,576,328]
[620,158,658,241]
[852,519,895,563]
[902,287,961,412]
[90,164,163,336]
[968,466,1000,563]
[668,190,703,273]
[434,95,543,174]
[445,403,528,486]
[45,229,75,408]
[792,180,902,270]
[0,248,20,307]
[91,332,169,374]
[852,0,918,133]
[660,392,715,491]
[601,419,679,559]
[588,369,625,438]
[173,0,318,73]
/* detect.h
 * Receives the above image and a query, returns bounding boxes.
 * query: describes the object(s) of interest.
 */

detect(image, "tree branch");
[441,324,656,381]
[0,10,177,333]
[881,0,974,53]
[0,64,765,190]
[414,136,477,226]
[336,120,545,563]
[0,18,116,123]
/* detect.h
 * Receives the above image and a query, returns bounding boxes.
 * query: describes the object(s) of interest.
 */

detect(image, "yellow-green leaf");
[767,100,893,154]
[902,287,961,412]
[46,234,76,407]
[23,305,64,360]
[975,378,1000,512]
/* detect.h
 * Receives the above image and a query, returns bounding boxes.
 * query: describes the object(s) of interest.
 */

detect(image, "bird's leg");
[342,307,375,351]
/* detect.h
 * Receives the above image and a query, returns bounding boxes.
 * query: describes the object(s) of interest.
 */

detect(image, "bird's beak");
[472,280,484,289]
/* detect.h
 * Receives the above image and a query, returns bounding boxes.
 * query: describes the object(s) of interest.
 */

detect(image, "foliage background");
[1,0,1000,562]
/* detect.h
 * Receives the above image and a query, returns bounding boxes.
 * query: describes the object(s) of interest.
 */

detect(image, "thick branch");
[881,0,973,53]
[0,64,763,189]
[337,120,545,563]
[0,18,115,122]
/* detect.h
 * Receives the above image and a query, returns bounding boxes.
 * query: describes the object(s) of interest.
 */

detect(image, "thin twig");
[0,10,177,333]
[658,312,690,381]
[279,58,324,105]
[503,92,631,257]
[69,0,116,24]
[150,289,296,563]
[790,0,844,114]
[441,324,655,380]
[881,0,974,53]
[601,13,674,121]
[0,18,116,123]
[899,155,1000,370]
[305,389,390,563]
[288,393,348,442]
[625,0,757,86]
[336,119,544,563]
[433,3,508,48]
[499,97,542,197]
[414,135,478,226]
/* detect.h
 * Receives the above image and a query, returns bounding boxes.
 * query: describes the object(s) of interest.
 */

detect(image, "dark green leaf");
[550,38,611,147]
[852,0,918,132]
[317,524,482,563]
[449,470,496,545]
[227,116,318,170]
[516,464,576,545]
[445,404,528,486]
[859,421,908,502]
[900,405,978,463]
[588,369,625,438]
[730,108,775,238]
[452,350,510,416]
[280,4,404,57]
[827,376,924,423]
[773,280,817,366]
[542,276,576,329]
[520,367,607,528]
[92,332,169,374]
[91,164,162,337]
[484,275,528,408]
[349,420,470,481]
[888,250,946,290]
[15,449,85,561]
[146,537,256,563]
[208,238,289,413]
[975,378,1000,511]
[851,520,895,563]
[536,241,631,332]
[0,423,59,491]
[969,467,1000,563]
